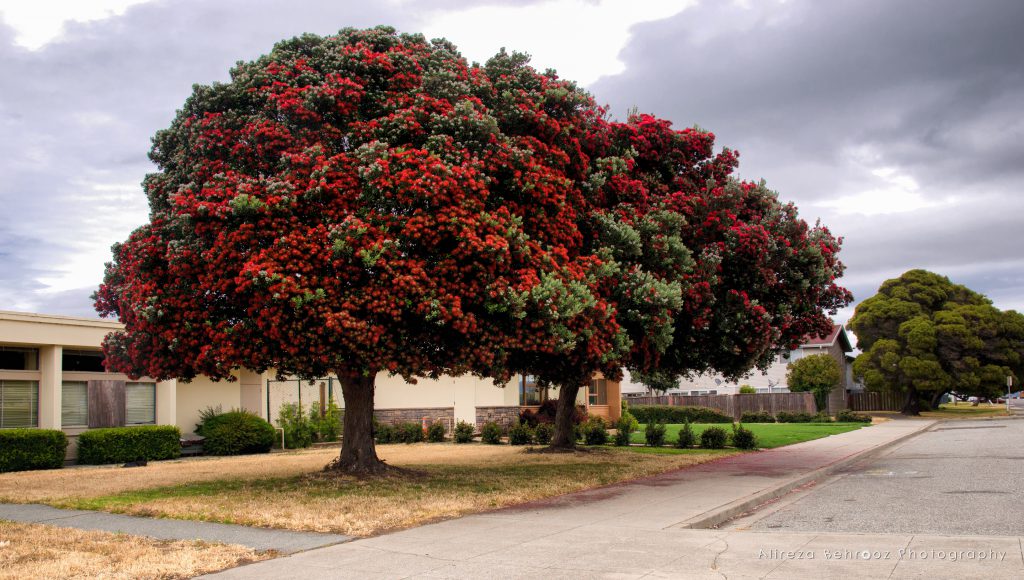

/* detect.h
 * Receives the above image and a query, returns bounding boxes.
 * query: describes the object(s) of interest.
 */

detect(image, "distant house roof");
[800,324,853,353]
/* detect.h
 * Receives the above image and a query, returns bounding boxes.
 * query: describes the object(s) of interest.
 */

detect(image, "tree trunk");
[332,372,388,475]
[901,386,921,416]
[929,390,945,410]
[550,382,583,450]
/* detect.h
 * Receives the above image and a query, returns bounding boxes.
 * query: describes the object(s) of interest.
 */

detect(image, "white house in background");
[621,324,859,402]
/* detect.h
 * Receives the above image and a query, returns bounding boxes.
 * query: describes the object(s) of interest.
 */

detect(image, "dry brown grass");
[0,520,268,580]
[0,444,733,537]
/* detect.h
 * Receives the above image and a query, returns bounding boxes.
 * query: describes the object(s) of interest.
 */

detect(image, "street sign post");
[1007,375,1013,412]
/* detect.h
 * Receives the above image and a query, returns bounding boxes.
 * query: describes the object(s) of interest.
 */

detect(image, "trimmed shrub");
[675,420,696,448]
[583,417,609,446]
[613,414,634,446]
[396,421,425,444]
[731,424,758,450]
[277,402,313,448]
[739,411,775,423]
[508,422,534,445]
[78,425,181,465]
[813,412,833,423]
[631,405,733,424]
[454,421,475,443]
[644,421,667,447]
[481,421,502,444]
[534,422,554,445]
[738,385,757,394]
[776,411,815,423]
[426,421,446,442]
[197,410,275,456]
[374,421,397,444]
[0,429,68,473]
[700,426,729,449]
[837,409,872,423]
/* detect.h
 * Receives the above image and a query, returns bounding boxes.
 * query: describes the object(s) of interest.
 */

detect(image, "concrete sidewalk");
[0,503,349,553]
[205,419,939,578]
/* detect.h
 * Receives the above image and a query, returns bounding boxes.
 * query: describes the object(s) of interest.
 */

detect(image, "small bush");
[197,409,275,456]
[533,422,554,445]
[740,411,775,423]
[396,421,425,444]
[675,420,696,448]
[613,415,635,446]
[739,385,757,394]
[700,426,729,449]
[731,424,758,450]
[78,425,181,465]
[277,403,313,448]
[426,421,446,442]
[0,429,68,473]
[454,421,475,443]
[481,421,503,444]
[583,417,609,446]
[374,421,395,443]
[309,400,342,442]
[631,405,733,424]
[837,409,872,423]
[776,411,815,423]
[508,422,534,445]
[644,421,667,447]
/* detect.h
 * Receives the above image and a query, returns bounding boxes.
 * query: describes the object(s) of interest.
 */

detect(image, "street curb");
[677,421,938,530]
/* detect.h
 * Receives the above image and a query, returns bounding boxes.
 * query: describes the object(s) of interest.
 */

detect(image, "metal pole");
[266,379,271,421]
[1007,376,1013,413]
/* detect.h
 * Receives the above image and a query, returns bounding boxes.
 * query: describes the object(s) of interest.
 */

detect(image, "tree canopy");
[850,269,1024,414]
[786,353,842,411]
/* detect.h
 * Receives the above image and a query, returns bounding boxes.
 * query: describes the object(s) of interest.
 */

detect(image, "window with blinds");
[61,381,89,427]
[0,380,38,429]
[589,379,608,406]
[125,382,156,425]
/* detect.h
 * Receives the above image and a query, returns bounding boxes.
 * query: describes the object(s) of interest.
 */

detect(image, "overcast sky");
[1,0,1021,336]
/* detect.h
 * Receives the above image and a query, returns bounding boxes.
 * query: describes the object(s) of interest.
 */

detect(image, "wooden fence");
[847,391,904,412]
[627,392,816,420]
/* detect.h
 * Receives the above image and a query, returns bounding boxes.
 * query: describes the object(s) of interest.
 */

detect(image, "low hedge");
[197,410,275,456]
[77,425,181,465]
[775,411,815,423]
[739,411,776,423]
[0,429,68,473]
[631,405,733,424]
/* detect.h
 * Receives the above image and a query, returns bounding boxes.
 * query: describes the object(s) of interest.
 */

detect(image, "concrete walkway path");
[204,419,938,578]
[0,503,349,553]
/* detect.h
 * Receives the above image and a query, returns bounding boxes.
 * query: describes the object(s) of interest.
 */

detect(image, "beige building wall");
[175,375,242,436]
[362,372,519,425]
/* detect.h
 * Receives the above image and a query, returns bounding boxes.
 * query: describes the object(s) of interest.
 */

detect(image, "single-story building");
[0,310,621,456]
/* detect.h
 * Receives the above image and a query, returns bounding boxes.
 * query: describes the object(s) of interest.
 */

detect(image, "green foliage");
[836,409,872,423]
[700,426,729,449]
[644,421,667,447]
[731,424,757,449]
[454,421,475,444]
[0,429,68,473]
[508,422,534,445]
[739,411,775,423]
[276,403,313,449]
[738,385,757,394]
[426,421,446,442]
[613,414,636,446]
[582,417,609,446]
[481,421,503,445]
[786,353,842,412]
[533,422,554,445]
[850,269,1024,414]
[812,412,832,423]
[631,405,733,424]
[775,411,815,423]
[675,420,696,448]
[197,409,275,456]
[374,421,397,444]
[396,422,425,443]
[78,426,181,465]
[309,400,342,442]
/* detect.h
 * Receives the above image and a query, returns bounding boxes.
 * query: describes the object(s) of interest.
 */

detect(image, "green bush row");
[645,421,759,450]
[630,405,733,424]
[77,425,181,465]
[0,429,68,473]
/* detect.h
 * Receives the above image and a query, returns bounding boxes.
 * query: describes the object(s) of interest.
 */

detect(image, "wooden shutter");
[88,380,126,428]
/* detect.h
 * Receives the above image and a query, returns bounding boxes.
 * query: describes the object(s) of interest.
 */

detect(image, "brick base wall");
[373,407,454,430]
[475,406,520,431]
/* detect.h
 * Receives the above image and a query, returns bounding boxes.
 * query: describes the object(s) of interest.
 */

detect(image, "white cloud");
[0,0,155,49]
[419,0,694,85]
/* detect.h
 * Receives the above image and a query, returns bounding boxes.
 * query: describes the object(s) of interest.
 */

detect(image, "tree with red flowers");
[95,28,620,473]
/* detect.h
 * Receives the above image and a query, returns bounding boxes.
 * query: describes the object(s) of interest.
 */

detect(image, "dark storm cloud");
[0,0,530,317]
[593,0,1024,314]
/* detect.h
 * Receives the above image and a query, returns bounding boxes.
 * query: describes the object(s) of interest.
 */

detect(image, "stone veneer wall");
[475,406,521,431]
[372,407,454,429]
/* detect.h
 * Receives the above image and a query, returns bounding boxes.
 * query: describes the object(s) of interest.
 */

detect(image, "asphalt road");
[747,417,1024,536]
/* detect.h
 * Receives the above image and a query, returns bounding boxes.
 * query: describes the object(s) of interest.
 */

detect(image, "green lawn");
[630,422,865,449]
